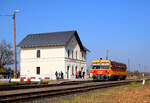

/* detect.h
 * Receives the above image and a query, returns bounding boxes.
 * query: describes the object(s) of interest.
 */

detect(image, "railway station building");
[18,30,89,80]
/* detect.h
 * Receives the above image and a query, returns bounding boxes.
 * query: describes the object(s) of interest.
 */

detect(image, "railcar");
[91,59,127,81]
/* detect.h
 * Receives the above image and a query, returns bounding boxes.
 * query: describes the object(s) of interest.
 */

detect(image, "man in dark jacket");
[79,71,81,78]
[82,71,85,79]
[61,71,64,79]
[55,71,58,80]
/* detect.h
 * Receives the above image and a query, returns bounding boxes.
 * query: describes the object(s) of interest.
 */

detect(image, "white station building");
[18,30,89,80]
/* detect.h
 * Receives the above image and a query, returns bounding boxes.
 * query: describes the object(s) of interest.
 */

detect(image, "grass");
[50,80,150,103]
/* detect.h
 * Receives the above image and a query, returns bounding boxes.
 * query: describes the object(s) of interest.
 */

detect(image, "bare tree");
[0,40,13,69]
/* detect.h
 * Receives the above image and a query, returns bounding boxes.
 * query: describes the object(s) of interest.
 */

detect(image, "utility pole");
[106,49,108,60]
[0,10,20,78]
[128,58,130,71]
[13,12,17,79]
[13,10,20,78]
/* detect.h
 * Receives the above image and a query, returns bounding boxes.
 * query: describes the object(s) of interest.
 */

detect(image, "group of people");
[76,71,85,79]
[55,71,64,80]
[55,70,85,80]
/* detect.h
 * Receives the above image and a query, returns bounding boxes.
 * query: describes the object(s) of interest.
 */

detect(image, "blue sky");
[0,0,150,72]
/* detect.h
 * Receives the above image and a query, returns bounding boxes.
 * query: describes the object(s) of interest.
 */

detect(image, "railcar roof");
[92,60,110,63]
[92,60,126,65]
[111,61,126,65]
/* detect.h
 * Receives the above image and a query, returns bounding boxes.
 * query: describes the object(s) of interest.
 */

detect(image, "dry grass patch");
[52,81,150,103]
[116,83,150,103]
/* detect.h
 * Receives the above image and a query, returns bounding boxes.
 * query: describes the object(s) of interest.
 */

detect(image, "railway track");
[0,79,145,103]
[0,80,92,91]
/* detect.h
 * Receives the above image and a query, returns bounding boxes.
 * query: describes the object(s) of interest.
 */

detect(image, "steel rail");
[0,79,144,103]
[0,80,92,91]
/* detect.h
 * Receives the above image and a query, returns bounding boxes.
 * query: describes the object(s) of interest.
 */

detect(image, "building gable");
[65,34,87,61]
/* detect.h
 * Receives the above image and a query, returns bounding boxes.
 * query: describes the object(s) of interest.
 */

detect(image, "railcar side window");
[92,66,100,69]
[100,66,109,69]
[92,65,109,69]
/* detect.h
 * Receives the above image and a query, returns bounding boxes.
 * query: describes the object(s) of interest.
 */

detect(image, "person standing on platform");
[79,71,81,78]
[82,71,85,79]
[61,71,64,79]
[9,72,12,83]
[55,71,58,80]
[76,71,78,79]
[58,72,61,79]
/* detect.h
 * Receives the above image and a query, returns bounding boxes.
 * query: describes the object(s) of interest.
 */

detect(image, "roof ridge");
[28,30,77,35]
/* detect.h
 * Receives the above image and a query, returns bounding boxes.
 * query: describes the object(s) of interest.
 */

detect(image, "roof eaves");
[20,44,65,48]
[83,46,91,52]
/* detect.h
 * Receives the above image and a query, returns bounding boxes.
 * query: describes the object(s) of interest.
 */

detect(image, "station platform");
[0,78,92,86]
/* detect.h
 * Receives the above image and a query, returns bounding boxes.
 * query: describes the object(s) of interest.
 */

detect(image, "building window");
[76,51,77,59]
[72,50,74,58]
[82,52,84,60]
[72,66,74,75]
[84,53,86,60]
[72,39,74,44]
[81,67,84,72]
[75,66,77,72]
[37,50,40,58]
[36,67,40,75]
[67,66,69,79]
[68,49,70,58]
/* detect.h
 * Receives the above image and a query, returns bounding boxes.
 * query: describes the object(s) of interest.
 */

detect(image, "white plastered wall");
[64,35,87,79]
[20,46,65,80]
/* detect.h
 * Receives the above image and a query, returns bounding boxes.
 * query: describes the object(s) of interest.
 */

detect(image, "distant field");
[32,80,150,103]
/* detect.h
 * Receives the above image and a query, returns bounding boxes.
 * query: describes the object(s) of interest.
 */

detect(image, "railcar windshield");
[92,65,110,69]
[92,63,110,69]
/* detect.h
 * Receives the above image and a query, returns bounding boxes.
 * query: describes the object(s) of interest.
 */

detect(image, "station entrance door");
[67,66,70,79]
